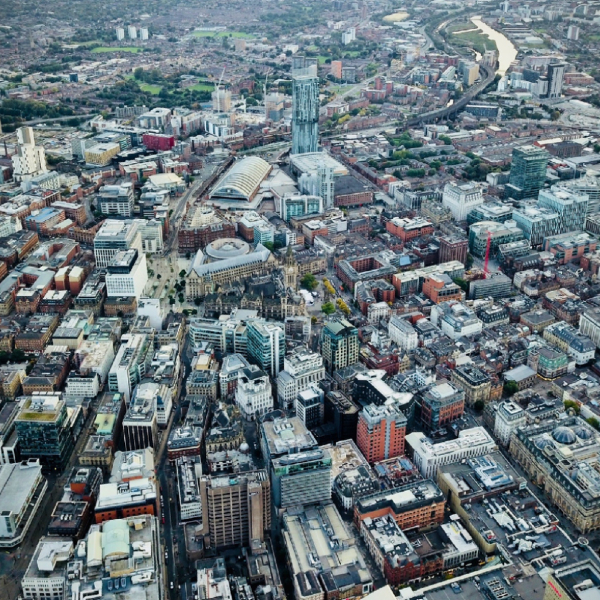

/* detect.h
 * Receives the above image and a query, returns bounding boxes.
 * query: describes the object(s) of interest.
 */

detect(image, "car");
[170,582,174,590]
[451,583,462,594]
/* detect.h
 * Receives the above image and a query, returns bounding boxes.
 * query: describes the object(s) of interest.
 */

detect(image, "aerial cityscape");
[1,0,600,600]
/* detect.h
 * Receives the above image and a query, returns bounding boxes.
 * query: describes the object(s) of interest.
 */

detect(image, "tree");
[564,399,581,415]
[587,417,600,431]
[156,274,162,280]
[301,273,318,291]
[503,380,519,396]
[262,241,275,252]
[321,302,336,315]
[194,298,202,306]
[474,400,485,412]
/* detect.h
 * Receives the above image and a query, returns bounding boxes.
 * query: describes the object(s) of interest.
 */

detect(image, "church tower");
[284,245,298,290]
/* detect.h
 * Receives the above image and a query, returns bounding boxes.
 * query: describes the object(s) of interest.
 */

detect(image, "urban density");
[1,1,600,600]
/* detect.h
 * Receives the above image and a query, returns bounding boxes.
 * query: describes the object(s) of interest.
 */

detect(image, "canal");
[471,16,518,75]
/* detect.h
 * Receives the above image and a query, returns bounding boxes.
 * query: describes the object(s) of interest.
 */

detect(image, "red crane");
[484,230,491,277]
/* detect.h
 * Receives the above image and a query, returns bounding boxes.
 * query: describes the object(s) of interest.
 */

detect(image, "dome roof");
[535,437,554,450]
[553,426,577,444]
[575,426,594,440]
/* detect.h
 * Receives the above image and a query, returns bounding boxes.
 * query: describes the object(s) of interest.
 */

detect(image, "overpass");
[404,63,496,129]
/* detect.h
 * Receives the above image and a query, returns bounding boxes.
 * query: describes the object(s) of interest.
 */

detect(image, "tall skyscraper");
[356,401,407,464]
[321,318,359,373]
[291,62,319,155]
[546,63,566,98]
[246,320,285,376]
[506,145,550,200]
[12,127,48,183]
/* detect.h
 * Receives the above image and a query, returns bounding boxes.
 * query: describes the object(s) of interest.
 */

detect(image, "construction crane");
[484,230,492,277]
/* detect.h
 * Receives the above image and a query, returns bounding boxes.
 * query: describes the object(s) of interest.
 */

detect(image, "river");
[470,16,518,76]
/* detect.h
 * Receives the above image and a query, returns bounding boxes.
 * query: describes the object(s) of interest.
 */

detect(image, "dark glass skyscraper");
[506,145,550,200]
[291,62,319,155]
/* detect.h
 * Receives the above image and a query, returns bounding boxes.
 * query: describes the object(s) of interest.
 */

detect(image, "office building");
[450,364,492,407]
[543,321,595,365]
[235,365,273,421]
[15,395,74,471]
[105,249,148,299]
[21,538,73,600]
[291,64,319,155]
[493,401,527,446]
[122,385,159,451]
[97,183,135,217]
[442,182,484,222]
[431,302,482,339]
[93,219,143,267]
[356,401,407,464]
[438,235,468,264]
[420,381,465,432]
[537,187,588,234]
[354,479,445,533]
[506,145,550,200]
[296,385,324,428]
[388,316,418,351]
[321,318,359,373]
[469,220,524,258]
[246,320,284,376]
[0,459,47,548]
[12,127,48,184]
[406,427,497,478]
[280,193,323,222]
[290,152,346,211]
[260,415,317,465]
[95,475,157,523]
[468,273,513,300]
[544,560,600,600]
[509,415,600,533]
[198,470,271,549]
[283,503,373,600]
[272,448,332,509]
[276,346,325,409]
[107,333,153,402]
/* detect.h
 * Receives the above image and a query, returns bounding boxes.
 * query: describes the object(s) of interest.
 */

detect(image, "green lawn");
[188,83,214,91]
[343,51,361,58]
[139,83,162,94]
[317,56,329,64]
[452,30,497,53]
[447,22,478,33]
[193,30,255,39]
[91,46,140,53]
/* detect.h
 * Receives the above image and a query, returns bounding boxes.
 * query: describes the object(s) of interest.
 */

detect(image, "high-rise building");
[279,193,323,221]
[419,381,465,432]
[211,88,232,113]
[198,470,271,549]
[546,62,566,98]
[15,395,74,470]
[506,145,550,200]
[331,60,343,79]
[442,182,484,222]
[567,25,580,41]
[127,25,137,40]
[12,127,48,184]
[93,219,142,267]
[356,401,407,463]
[246,320,284,376]
[235,365,273,420]
[116,27,125,41]
[140,27,149,41]
[108,333,153,402]
[122,384,159,451]
[321,318,359,373]
[291,63,319,155]
[97,183,135,218]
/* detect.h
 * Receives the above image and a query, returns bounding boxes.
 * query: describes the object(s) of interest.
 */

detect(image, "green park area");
[139,83,162,94]
[452,29,497,54]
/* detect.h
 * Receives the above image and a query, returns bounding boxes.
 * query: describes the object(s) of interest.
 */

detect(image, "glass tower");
[291,64,319,155]
[506,145,549,200]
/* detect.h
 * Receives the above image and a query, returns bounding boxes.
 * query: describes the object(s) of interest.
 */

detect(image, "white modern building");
[93,219,142,267]
[21,538,73,600]
[493,401,526,446]
[0,459,47,548]
[431,302,483,340]
[97,183,135,218]
[442,182,484,222]
[177,457,202,520]
[105,249,148,299]
[140,27,149,41]
[116,27,125,40]
[388,315,418,351]
[12,127,48,184]
[406,427,497,478]
[139,219,164,253]
[235,365,273,420]
[276,346,325,409]
[128,25,137,39]
[108,333,153,402]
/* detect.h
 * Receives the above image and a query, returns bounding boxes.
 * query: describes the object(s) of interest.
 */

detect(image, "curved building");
[468,220,524,258]
[205,238,250,262]
[209,157,272,203]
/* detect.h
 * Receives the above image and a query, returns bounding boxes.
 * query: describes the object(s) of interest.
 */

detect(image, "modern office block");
[246,320,284,376]
[321,318,359,373]
[506,145,549,200]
